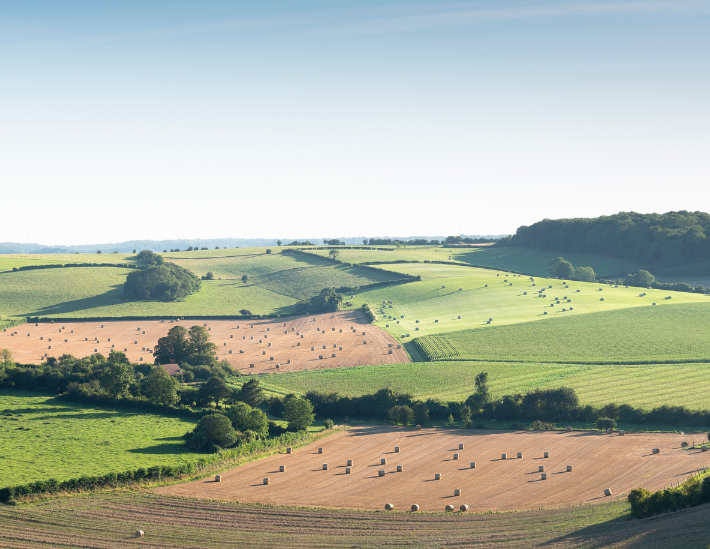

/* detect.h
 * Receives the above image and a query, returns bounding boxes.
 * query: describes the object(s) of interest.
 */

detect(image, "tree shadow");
[126,442,189,455]
[29,286,130,316]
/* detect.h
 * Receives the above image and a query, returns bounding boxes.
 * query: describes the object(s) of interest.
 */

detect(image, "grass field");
[0,251,401,320]
[414,303,710,364]
[0,391,199,487]
[255,360,710,411]
[2,492,710,548]
[338,264,709,341]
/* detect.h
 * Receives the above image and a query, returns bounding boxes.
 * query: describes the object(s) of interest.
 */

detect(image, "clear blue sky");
[1,1,708,244]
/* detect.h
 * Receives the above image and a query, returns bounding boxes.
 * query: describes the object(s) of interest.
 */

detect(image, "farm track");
[2,492,710,548]
[0,310,408,374]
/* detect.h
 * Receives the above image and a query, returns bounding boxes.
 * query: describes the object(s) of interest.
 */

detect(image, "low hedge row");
[629,471,710,518]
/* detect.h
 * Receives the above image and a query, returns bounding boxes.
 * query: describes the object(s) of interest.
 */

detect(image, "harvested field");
[0,311,408,374]
[3,492,710,549]
[157,427,710,512]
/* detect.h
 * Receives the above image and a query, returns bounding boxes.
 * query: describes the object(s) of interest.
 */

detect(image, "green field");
[414,303,710,364]
[0,251,402,320]
[338,264,709,340]
[0,391,199,487]
[304,245,642,278]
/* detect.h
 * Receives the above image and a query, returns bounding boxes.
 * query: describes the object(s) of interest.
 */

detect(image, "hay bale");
[319,355,323,359]
[517,452,523,458]
[215,475,222,482]
[323,463,328,470]
[347,459,353,466]
[652,448,660,454]
[263,477,270,485]
[541,473,547,480]
[135,530,144,538]
[607,428,612,434]
[454,453,459,460]
[702,445,708,452]
[470,462,476,468]
[411,504,420,512]
[345,467,351,474]
[454,489,461,496]
[331,353,336,357]
[567,465,573,472]
[619,430,625,435]
[459,443,464,450]
[416,424,422,430]
[539,465,545,472]
[286,447,292,454]
[381,458,387,465]
[604,488,612,496]
[318,447,323,454]
[460,504,469,512]
[384,503,394,511]
[363,340,367,344]
[64,339,68,342]
[397,465,403,472]
[681,441,689,448]
[378,470,385,477]
[501,453,506,460]
[435,473,441,480]
[394,446,400,453]
[567,426,572,432]
[445,504,455,512]
[250,363,255,368]
[544,451,549,458]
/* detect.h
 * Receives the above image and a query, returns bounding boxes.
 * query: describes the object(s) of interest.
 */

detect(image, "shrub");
[388,405,415,426]
[529,420,557,431]
[595,417,617,430]
[323,418,334,429]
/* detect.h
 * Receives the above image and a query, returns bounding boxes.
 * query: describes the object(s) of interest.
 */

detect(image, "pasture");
[4,492,710,548]
[414,303,710,364]
[157,427,706,512]
[256,360,710,411]
[0,390,198,487]
[0,311,407,374]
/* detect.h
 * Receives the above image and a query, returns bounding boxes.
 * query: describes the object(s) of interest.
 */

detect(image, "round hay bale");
[322,463,328,470]
[279,465,285,472]
[619,430,625,436]
[517,452,523,459]
[681,441,689,448]
[263,477,270,485]
[416,424,422,430]
[378,470,385,477]
[567,465,573,472]
[397,465,403,472]
[347,459,353,466]
[215,475,222,482]
[501,453,507,460]
[566,426,572,432]
[411,504,420,512]
[604,488,612,496]
[544,451,549,458]
[394,446,400,453]
[541,473,547,480]
[435,473,442,480]
[318,447,323,454]
[250,363,255,368]
[607,428,612,434]
[286,447,292,454]
[459,443,464,450]
[453,453,459,460]
[445,504,455,512]
[385,503,394,511]
[539,465,545,472]
[460,504,469,512]
[652,448,660,454]
[135,530,144,538]
[381,458,387,465]
[454,489,461,496]
[702,445,708,452]
[470,462,476,468]
[345,467,351,474]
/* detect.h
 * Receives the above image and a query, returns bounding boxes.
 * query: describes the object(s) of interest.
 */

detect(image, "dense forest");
[510,211,710,275]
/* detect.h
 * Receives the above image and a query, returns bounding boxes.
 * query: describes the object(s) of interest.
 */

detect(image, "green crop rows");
[411,334,464,360]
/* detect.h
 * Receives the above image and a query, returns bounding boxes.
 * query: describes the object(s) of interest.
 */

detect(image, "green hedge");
[628,470,710,518]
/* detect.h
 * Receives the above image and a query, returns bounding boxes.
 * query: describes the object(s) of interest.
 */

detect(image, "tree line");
[510,211,710,275]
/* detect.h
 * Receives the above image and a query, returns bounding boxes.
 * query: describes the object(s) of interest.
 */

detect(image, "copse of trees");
[512,211,710,275]
[124,262,201,301]
[548,257,597,282]
[135,249,163,265]
[152,325,218,368]
[296,288,343,314]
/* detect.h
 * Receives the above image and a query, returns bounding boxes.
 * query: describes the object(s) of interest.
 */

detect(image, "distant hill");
[510,211,710,276]
[0,235,507,255]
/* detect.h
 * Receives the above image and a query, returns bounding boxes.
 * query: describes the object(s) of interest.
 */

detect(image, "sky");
[1,0,709,245]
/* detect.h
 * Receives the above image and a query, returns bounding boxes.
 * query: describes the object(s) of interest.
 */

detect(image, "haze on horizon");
[1,0,708,246]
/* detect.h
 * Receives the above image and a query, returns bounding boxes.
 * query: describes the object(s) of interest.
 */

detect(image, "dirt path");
[156,427,709,512]
[0,310,408,373]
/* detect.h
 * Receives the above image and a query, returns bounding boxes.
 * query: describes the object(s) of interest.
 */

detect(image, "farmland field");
[157,427,707,512]
[256,360,710,411]
[3,492,710,548]
[413,303,710,364]
[0,390,198,487]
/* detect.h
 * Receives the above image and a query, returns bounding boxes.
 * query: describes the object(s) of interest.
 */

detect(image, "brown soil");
[0,310,408,373]
[157,427,710,512]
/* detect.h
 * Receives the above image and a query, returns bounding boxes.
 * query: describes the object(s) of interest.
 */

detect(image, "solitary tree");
[204,271,215,280]
[277,240,282,246]
[465,372,491,414]
[329,249,340,261]
[284,396,315,431]
[241,274,248,284]
[0,348,14,382]
[184,413,238,451]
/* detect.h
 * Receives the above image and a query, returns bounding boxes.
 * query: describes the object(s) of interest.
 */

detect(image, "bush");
[388,405,415,426]
[595,417,617,430]
[324,418,334,429]
[529,420,557,431]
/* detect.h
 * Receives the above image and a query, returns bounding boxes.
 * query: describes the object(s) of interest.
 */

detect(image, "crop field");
[4,492,710,549]
[340,265,709,340]
[0,311,407,373]
[0,253,137,273]
[257,360,710,411]
[158,427,707,512]
[0,391,198,487]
